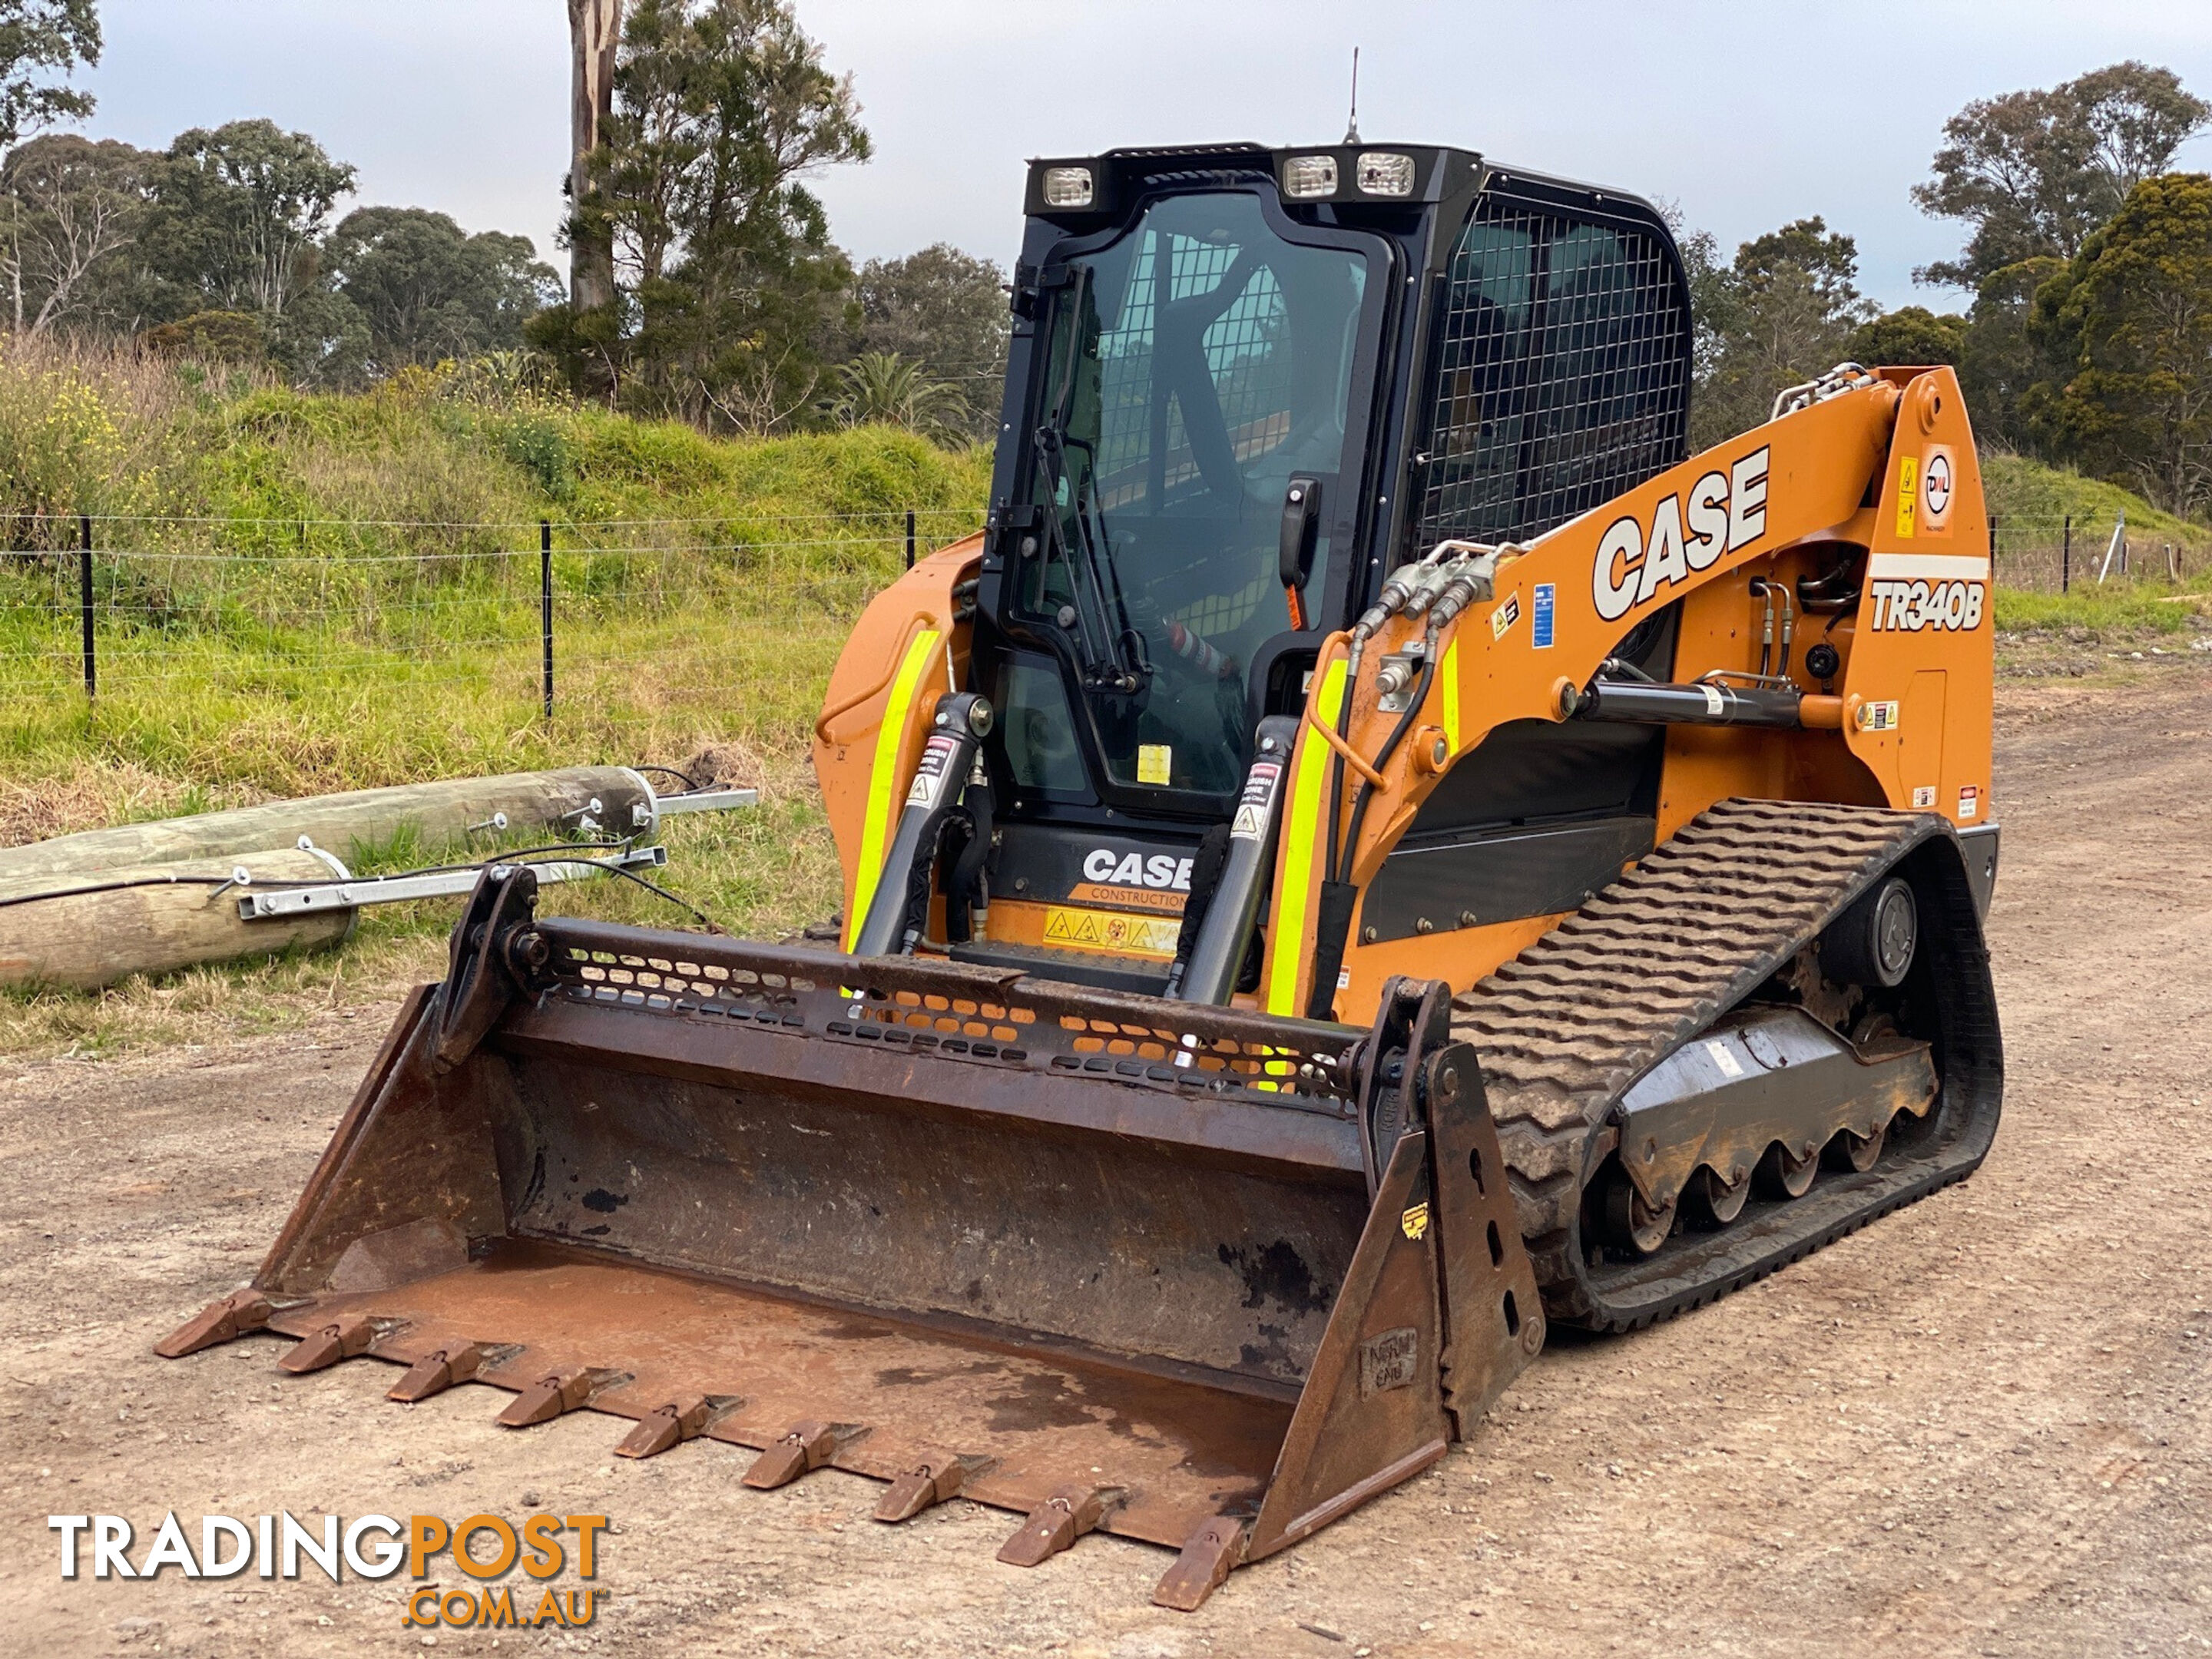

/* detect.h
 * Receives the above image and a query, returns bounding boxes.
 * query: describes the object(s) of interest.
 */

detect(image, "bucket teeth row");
[614,1393,736,1459]
[154,1290,275,1359]
[997,1483,1120,1568]
[159,1314,1256,1608]
[743,1419,859,1490]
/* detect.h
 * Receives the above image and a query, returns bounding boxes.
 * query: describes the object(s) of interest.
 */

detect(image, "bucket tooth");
[278,1315,379,1375]
[497,1366,616,1429]
[742,1419,858,1490]
[387,1343,486,1403]
[996,1483,1120,1568]
[156,1290,274,1359]
[873,1452,992,1523]
[1152,1517,1248,1611]
[614,1393,733,1460]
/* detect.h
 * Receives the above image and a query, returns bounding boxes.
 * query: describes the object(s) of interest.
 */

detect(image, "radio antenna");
[1343,48,1361,144]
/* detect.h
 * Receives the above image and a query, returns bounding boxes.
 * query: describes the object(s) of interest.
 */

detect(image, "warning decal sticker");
[1230,760,1282,841]
[1041,906,1181,959]
[904,732,962,809]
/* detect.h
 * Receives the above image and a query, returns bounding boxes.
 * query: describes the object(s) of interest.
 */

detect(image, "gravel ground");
[3,671,2208,1658]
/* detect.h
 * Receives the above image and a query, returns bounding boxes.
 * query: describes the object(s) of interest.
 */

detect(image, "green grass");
[1993,584,2204,635]
[0,340,988,1057]
[14,353,2201,1058]
[1982,453,2209,644]
[1982,453,2203,542]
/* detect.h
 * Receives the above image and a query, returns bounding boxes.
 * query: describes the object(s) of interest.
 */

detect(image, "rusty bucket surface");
[161,870,1539,1608]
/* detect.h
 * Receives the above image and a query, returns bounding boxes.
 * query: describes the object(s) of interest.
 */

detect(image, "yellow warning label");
[1137,743,1173,786]
[1894,454,1919,539]
[1400,1202,1430,1241]
[1041,905,1181,959]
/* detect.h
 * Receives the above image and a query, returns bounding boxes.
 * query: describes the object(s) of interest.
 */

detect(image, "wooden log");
[0,767,652,882]
[0,848,354,991]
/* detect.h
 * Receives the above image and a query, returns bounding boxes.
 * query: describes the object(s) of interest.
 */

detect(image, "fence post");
[1987,512,1998,575]
[905,508,916,571]
[78,514,94,701]
[540,520,554,721]
[2061,515,2071,594]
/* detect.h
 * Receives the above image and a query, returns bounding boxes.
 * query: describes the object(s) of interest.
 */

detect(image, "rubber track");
[1451,798,1936,1331]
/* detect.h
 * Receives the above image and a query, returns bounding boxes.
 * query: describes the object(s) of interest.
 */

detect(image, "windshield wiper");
[1032,267,1151,697]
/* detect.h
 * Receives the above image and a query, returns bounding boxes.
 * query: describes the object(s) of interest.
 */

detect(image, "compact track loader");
[162,142,2002,1608]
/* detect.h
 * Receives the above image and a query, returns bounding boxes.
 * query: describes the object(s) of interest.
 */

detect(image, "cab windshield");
[1009,190,1376,800]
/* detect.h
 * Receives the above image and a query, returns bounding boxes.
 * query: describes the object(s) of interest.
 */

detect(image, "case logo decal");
[1593,445,1770,623]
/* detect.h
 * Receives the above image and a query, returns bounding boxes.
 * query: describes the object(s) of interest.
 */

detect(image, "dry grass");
[0,341,985,1058]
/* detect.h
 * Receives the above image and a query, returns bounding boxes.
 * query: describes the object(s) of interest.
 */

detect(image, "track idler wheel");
[1820,875,1918,989]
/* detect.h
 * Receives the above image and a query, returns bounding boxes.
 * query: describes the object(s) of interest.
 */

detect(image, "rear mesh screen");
[1409,189,1690,550]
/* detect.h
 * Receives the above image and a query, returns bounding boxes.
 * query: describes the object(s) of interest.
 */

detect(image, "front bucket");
[161,872,1541,1608]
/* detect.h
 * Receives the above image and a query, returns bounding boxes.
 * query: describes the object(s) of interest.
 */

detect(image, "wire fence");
[1988,513,2208,594]
[0,508,983,752]
[1,505,2198,741]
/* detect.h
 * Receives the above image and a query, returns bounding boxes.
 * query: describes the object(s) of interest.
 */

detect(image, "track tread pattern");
[1451,798,1935,1330]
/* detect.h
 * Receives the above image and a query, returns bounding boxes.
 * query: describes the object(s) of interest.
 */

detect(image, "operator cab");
[964,142,1694,989]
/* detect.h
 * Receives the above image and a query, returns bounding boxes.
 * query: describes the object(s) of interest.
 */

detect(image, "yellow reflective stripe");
[1440,637,1461,752]
[844,628,941,951]
[1266,657,1348,1016]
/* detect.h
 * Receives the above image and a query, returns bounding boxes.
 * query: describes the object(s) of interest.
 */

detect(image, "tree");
[145,119,356,319]
[0,132,152,332]
[1688,217,1878,449]
[1850,305,1967,369]
[825,350,959,434]
[324,206,560,374]
[1952,257,2069,452]
[139,307,267,363]
[2027,172,2212,515]
[533,0,873,428]
[568,0,624,315]
[847,243,1007,439]
[1914,61,2210,289]
[0,0,98,149]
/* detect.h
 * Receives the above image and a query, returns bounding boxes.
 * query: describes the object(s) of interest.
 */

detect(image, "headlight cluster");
[1283,150,1416,200]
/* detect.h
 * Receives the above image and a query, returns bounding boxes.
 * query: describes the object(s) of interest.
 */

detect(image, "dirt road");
[5,673,2209,1658]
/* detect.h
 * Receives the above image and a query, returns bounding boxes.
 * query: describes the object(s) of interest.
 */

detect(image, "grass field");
[0,340,988,1055]
[0,339,2204,1058]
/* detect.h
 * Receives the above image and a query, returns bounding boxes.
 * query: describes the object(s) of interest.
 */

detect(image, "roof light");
[1282,154,1339,199]
[1041,166,1094,208]
[1356,151,1416,197]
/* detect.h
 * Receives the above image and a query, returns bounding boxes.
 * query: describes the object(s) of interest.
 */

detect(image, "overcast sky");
[85,0,2212,310]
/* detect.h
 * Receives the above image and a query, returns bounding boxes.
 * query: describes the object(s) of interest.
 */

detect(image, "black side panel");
[1409,718,1659,831]
[1359,815,1654,942]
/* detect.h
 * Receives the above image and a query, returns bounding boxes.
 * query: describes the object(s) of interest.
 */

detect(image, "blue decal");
[1532,582,1556,648]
